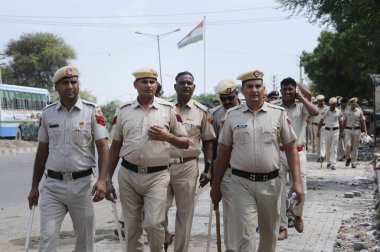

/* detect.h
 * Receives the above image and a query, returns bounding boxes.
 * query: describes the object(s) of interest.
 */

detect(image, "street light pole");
[135,29,180,87]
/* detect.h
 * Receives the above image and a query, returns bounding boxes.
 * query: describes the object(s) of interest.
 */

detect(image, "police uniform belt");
[47,168,93,181]
[231,169,279,182]
[345,126,360,130]
[312,122,324,126]
[325,127,338,131]
[170,157,198,164]
[121,158,168,173]
[279,146,304,152]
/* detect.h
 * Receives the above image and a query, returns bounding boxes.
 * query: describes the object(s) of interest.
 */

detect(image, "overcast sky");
[0,0,325,105]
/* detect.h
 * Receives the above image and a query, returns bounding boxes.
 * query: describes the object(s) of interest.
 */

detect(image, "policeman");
[106,67,189,252]
[343,98,367,168]
[267,90,281,103]
[277,77,318,240]
[27,66,110,252]
[318,98,343,170]
[337,98,349,161]
[210,69,304,252]
[163,71,215,252]
[209,78,240,251]
[311,95,328,162]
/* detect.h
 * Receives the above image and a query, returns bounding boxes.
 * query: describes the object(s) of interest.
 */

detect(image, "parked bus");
[0,84,50,140]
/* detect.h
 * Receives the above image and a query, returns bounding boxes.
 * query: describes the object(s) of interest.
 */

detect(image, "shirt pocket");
[123,122,141,139]
[183,120,199,138]
[262,130,276,144]
[48,124,62,148]
[234,129,251,144]
[73,123,93,147]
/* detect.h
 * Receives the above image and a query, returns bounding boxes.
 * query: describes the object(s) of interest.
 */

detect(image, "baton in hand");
[215,205,222,252]
[24,204,36,252]
[112,202,126,252]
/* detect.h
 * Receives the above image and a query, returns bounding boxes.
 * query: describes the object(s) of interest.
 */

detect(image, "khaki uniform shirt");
[344,108,364,128]
[38,98,108,172]
[312,105,328,124]
[210,104,227,139]
[322,108,342,128]
[279,100,308,146]
[170,99,215,158]
[219,102,296,173]
[111,97,185,167]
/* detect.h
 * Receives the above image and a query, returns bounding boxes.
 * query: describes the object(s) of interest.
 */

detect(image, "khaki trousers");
[312,124,326,158]
[279,150,307,229]
[220,168,237,252]
[325,129,339,166]
[344,129,361,162]
[39,176,94,252]
[337,137,345,160]
[118,167,170,252]
[231,174,282,252]
[163,159,198,252]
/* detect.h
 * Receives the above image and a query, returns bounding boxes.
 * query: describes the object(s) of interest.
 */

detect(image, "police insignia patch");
[95,108,105,126]
[207,116,213,124]
[175,114,183,123]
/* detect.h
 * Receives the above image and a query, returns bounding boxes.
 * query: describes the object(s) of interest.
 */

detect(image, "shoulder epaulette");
[157,98,174,107]
[226,104,243,115]
[267,103,285,111]
[119,101,134,109]
[210,104,224,114]
[43,101,58,110]
[192,100,208,112]
[81,99,96,107]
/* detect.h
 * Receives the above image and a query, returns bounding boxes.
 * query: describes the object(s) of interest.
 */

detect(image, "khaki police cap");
[316,95,325,101]
[52,66,79,84]
[349,97,358,104]
[215,78,237,95]
[237,69,264,82]
[329,97,337,104]
[132,67,158,80]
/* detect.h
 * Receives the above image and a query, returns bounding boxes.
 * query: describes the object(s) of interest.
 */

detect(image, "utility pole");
[0,52,5,84]
[271,75,276,91]
[298,55,303,84]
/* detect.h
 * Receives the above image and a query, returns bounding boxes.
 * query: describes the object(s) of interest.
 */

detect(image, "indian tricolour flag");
[177,21,204,49]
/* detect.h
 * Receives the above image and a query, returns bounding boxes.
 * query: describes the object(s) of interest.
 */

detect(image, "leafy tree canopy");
[3,32,76,90]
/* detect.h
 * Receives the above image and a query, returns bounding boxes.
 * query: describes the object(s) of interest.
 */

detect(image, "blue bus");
[0,84,50,139]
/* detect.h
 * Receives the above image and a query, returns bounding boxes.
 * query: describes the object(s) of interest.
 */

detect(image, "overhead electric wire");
[0,6,276,19]
[0,16,302,28]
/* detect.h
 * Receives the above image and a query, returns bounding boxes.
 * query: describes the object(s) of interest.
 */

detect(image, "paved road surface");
[0,151,375,252]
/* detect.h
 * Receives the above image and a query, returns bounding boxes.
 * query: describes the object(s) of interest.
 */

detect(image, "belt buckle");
[138,166,148,173]
[250,174,256,181]
[62,172,73,181]
[171,158,183,164]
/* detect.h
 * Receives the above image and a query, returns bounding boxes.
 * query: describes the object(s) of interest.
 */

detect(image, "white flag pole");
[203,16,206,95]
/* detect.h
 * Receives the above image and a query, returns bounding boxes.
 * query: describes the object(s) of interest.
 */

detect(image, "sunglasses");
[219,95,235,102]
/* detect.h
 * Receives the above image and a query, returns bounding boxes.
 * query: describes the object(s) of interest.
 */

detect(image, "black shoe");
[316,157,321,162]
[331,166,336,170]
[345,158,351,167]
[327,163,331,169]
[164,234,174,252]
[352,164,356,169]
[321,157,325,162]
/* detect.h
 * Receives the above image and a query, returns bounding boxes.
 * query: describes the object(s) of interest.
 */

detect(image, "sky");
[0,0,325,105]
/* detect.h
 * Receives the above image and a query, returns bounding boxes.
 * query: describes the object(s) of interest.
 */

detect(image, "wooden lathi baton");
[215,204,222,252]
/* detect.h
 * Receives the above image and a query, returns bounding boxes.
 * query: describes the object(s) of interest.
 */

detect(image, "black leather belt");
[346,126,360,130]
[325,127,338,131]
[312,123,324,126]
[121,159,168,173]
[231,169,279,182]
[47,168,92,181]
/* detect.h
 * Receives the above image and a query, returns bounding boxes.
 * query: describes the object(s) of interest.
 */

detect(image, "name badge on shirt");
[235,124,247,129]
[49,124,59,128]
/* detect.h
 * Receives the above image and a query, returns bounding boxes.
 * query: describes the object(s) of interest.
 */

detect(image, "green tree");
[277,0,380,101]
[101,100,120,132]
[3,32,76,90]
[192,93,219,107]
